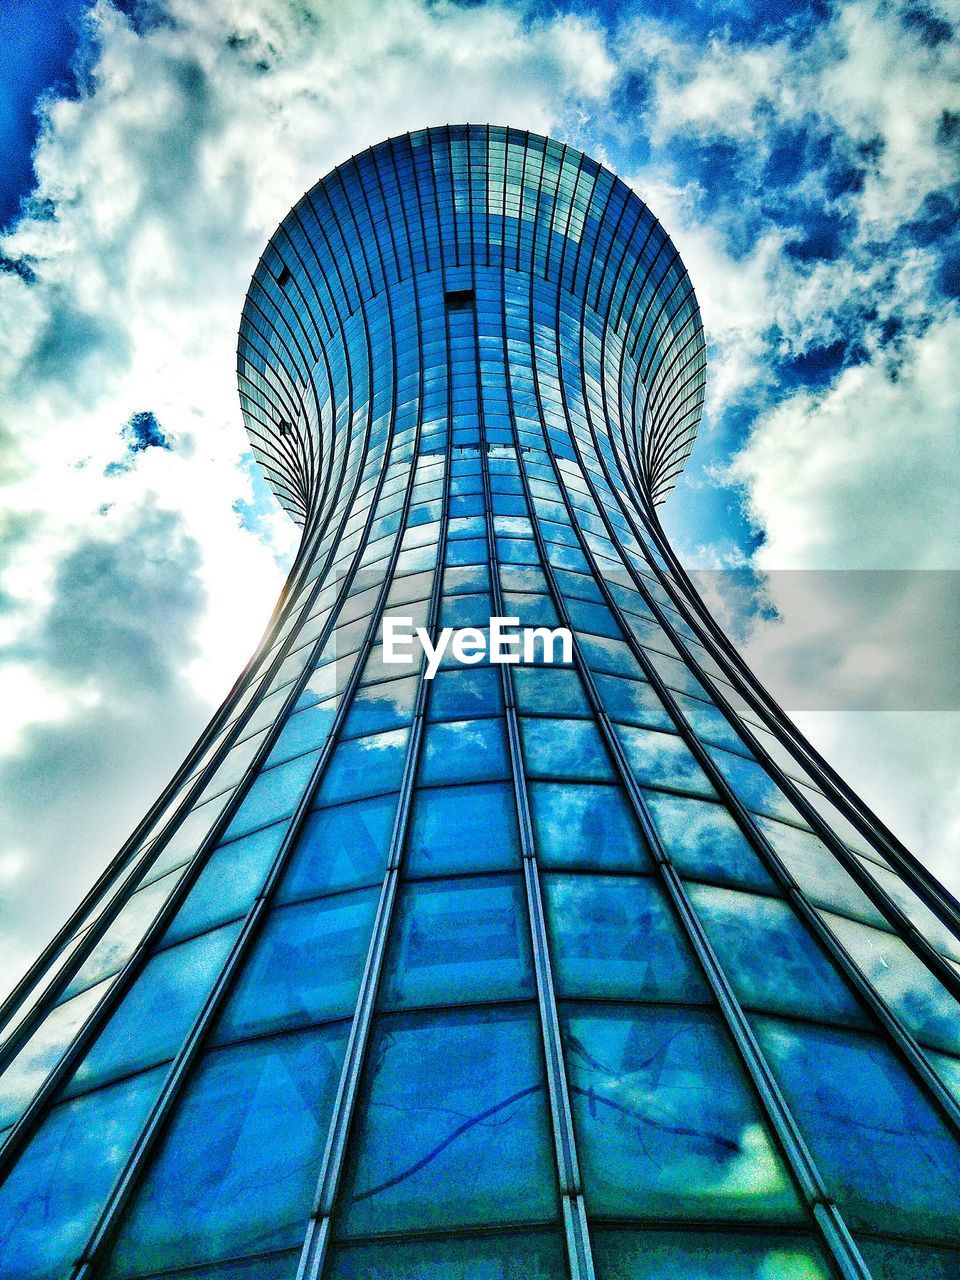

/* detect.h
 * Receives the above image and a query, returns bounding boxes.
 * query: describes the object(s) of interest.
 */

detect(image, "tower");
[0,123,958,1279]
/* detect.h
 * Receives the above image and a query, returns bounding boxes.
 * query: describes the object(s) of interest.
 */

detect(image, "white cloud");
[0,0,616,990]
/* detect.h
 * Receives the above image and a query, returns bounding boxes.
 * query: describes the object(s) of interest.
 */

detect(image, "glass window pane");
[644,793,774,891]
[591,1227,831,1280]
[514,666,590,717]
[405,782,520,876]
[543,873,708,1002]
[336,1007,556,1237]
[315,729,410,804]
[563,1004,801,1222]
[343,676,419,737]
[520,717,614,781]
[279,794,396,903]
[618,728,715,797]
[0,1069,164,1278]
[686,884,867,1025]
[214,889,379,1043]
[823,912,960,1055]
[381,875,533,1009]
[68,925,239,1095]
[428,666,503,721]
[327,1231,567,1280]
[754,1016,960,1238]
[419,718,510,785]
[595,672,674,731]
[163,822,286,945]
[225,749,323,840]
[858,1238,960,1279]
[755,817,884,925]
[105,1027,348,1273]
[529,782,651,872]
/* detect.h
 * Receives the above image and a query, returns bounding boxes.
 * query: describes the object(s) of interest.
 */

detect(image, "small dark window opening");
[444,287,475,312]
[276,265,291,287]
[278,419,294,438]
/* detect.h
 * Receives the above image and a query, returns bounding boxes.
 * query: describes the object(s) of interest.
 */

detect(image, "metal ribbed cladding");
[237,125,706,524]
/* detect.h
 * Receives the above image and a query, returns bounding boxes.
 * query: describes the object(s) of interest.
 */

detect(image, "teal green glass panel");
[105,1026,348,1274]
[563,1004,801,1221]
[529,782,651,871]
[686,883,866,1024]
[592,1228,831,1279]
[381,875,533,1009]
[66,924,239,1095]
[643,792,773,890]
[858,1238,960,1279]
[327,1231,567,1279]
[336,1007,556,1236]
[279,793,396,902]
[0,1068,164,1278]
[543,874,707,1002]
[214,889,379,1043]
[754,1016,960,1238]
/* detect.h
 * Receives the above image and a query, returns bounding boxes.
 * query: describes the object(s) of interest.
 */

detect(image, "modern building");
[0,125,958,1280]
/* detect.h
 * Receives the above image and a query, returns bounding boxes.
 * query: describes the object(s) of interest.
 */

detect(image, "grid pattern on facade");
[0,126,957,1280]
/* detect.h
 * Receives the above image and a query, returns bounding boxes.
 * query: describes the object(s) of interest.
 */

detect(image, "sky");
[0,0,957,988]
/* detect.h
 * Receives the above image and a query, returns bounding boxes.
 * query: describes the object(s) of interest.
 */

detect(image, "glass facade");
[0,125,958,1280]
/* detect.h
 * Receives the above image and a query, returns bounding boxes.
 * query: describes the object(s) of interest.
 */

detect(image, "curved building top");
[238,124,706,527]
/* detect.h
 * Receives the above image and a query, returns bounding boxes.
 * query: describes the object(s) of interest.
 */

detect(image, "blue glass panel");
[755,816,884,923]
[529,781,651,871]
[706,747,797,823]
[225,749,323,840]
[0,1068,164,1278]
[544,874,707,1002]
[514,666,590,717]
[214,889,379,1043]
[428,665,503,721]
[105,1026,348,1273]
[591,1229,831,1280]
[67,925,239,1095]
[337,1007,556,1236]
[327,1231,567,1279]
[343,675,418,736]
[754,1016,960,1237]
[314,728,410,804]
[644,792,774,890]
[0,980,106,1130]
[382,875,533,1008]
[418,718,510,785]
[406,782,520,876]
[264,699,338,765]
[563,1004,801,1221]
[520,716,614,781]
[595,672,673,730]
[618,727,715,797]
[687,883,867,1024]
[823,912,960,1054]
[163,821,286,944]
[279,793,395,903]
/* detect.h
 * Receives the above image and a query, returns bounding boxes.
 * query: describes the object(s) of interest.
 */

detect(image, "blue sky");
[0,0,957,982]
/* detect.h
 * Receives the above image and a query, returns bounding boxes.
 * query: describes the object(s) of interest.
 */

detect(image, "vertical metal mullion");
[484,165,596,1280]
[295,141,455,1280]
[72,228,418,1280]
[510,234,872,1280]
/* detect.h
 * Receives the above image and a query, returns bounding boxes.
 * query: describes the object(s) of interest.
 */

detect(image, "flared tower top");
[237,125,706,526]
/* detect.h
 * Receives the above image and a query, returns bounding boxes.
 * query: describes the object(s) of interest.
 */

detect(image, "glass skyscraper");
[0,124,958,1280]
